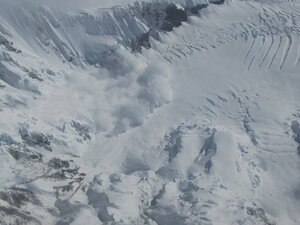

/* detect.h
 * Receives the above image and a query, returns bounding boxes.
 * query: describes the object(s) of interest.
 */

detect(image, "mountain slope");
[0,0,300,224]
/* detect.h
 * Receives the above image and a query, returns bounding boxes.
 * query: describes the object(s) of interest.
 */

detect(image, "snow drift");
[0,0,300,224]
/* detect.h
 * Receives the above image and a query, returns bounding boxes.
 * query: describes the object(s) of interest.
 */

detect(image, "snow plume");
[9,0,140,11]
[103,47,173,135]
[64,46,172,136]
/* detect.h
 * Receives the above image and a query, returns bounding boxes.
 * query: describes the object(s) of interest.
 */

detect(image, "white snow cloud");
[18,0,143,10]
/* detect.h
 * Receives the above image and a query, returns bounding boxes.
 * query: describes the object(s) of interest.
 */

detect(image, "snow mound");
[0,0,300,224]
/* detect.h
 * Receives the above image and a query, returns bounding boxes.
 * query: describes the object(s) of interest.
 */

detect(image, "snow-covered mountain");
[0,0,299,224]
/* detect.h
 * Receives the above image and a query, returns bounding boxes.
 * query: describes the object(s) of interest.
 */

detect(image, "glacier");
[0,0,300,224]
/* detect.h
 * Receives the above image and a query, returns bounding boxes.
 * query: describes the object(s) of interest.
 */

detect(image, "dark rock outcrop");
[247,207,276,225]
[0,34,17,52]
[48,158,70,169]
[131,29,160,52]
[19,127,52,152]
[71,121,91,141]
[210,0,225,5]
[188,4,209,14]
[291,120,300,154]
[0,187,40,208]
[161,4,188,32]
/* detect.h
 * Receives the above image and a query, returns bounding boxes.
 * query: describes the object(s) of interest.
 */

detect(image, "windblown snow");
[0,0,299,224]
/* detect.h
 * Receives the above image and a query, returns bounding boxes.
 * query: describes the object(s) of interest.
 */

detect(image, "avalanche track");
[0,0,300,225]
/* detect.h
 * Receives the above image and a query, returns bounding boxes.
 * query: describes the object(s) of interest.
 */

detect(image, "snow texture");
[0,0,300,224]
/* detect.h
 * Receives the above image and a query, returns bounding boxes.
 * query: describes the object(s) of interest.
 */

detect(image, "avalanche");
[0,0,299,224]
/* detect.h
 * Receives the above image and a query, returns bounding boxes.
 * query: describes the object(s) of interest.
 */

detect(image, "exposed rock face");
[291,120,300,154]
[131,29,160,52]
[48,158,70,170]
[0,187,41,208]
[197,128,217,174]
[188,3,209,14]
[130,1,222,51]
[7,145,43,161]
[19,127,52,152]
[1,0,300,224]
[0,35,17,52]
[0,206,42,225]
[161,4,188,32]
[210,0,225,5]
[246,207,276,225]
[71,121,91,141]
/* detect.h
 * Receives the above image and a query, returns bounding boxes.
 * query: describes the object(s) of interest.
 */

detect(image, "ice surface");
[0,0,300,224]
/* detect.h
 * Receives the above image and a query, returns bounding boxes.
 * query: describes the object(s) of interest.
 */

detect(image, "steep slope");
[0,0,300,224]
